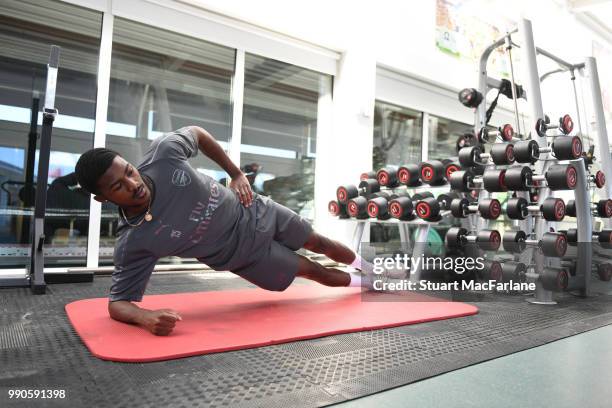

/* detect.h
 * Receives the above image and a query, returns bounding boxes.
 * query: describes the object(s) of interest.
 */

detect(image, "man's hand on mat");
[229,173,253,207]
[142,309,182,336]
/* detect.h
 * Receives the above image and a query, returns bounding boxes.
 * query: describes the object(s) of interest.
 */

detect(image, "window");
[101,17,235,265]
[241,54,330,220]
[373,102,423,170]
[427,115,470,161]
[0,0,101,268]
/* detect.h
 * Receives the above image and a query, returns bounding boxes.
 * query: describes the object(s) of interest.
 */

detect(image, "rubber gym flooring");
[1,271,611,408]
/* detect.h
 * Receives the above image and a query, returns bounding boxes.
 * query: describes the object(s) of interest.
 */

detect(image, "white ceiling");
[568,0,612,34]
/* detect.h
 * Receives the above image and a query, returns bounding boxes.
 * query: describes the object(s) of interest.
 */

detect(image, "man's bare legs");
[296,255,351,286]
[295,231,368,288]
[302,231,356,265]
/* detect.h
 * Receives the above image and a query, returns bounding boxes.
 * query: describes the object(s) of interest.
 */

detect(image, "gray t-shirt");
[109,127,270,302]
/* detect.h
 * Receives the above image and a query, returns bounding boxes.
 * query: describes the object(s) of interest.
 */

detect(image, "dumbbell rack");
[469,18,611,303]
[349,214,450,282]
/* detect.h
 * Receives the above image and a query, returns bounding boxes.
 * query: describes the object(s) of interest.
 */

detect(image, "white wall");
[60,0,612,250]
[185,0,612,124]
[176,0,612,246]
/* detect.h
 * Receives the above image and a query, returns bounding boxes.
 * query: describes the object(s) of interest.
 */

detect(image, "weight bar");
[565,199,612,218]
[449,197,502,220]
[535,114,574,137]
[502,230,568,257]
[513,136,582,163]
[506,197,565,221]
[445,227,501,251]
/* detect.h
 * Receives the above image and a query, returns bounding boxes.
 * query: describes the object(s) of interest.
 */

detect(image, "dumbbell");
[419,160,447,185]
[442,160,461,181]
[336,179,383,204]
[388,192,434,221]
[561,228,612,248]
[476,124,515,143]
[513,136,582,163]
[503,164,578,191]
[539,267,570,291]
[449,197,502,220]
[413,193,455,221]
[359,171,377,181]
[397,164,421,187]
[377,165,400,187]
[449,169,478,192]
[345,190,394,219]
[481,260,503,281]
[535,114,574,137]
[565,199,612,218]
[328,200,349,219]
[506,197,566,222]
[564,261,612,282]
[445,227,501,251]
[596,263,612,282]
[458,144,516,167]
[450,168,508,193]
[591,170,606,189]
[458,88,483,108]
[456,132,476,152]
[502,230,568,257]
[500,261,528,283]
[367,191,406,220]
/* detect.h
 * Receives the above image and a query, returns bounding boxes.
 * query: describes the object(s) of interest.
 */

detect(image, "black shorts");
[233,195,313,291]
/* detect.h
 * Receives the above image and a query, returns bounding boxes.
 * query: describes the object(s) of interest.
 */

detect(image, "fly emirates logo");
[188,181,220,244]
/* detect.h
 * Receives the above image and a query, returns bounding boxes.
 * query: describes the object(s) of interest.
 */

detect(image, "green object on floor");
[338,324,612,408]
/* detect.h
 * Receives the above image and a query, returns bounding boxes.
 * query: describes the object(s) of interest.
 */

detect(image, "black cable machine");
[1,45,93,294]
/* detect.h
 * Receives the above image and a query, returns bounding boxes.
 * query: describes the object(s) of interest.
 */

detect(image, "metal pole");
[569,69,584,137]
[572,159,592,296]
[505,35,522,136]
[410,224,430,282]
[584,57,612,202]
[29,46,61,294]
[351,221,366,253]
[519,18,554,304]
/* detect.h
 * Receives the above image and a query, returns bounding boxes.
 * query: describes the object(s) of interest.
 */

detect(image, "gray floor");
[1,272,612,408]
[338,324,612,408]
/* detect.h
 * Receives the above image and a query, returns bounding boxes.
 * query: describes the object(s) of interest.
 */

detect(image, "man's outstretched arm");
[189,126,253,206]
[108,300,182,336]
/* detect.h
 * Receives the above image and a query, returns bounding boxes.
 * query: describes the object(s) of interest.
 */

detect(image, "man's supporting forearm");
[108,300,149,325]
